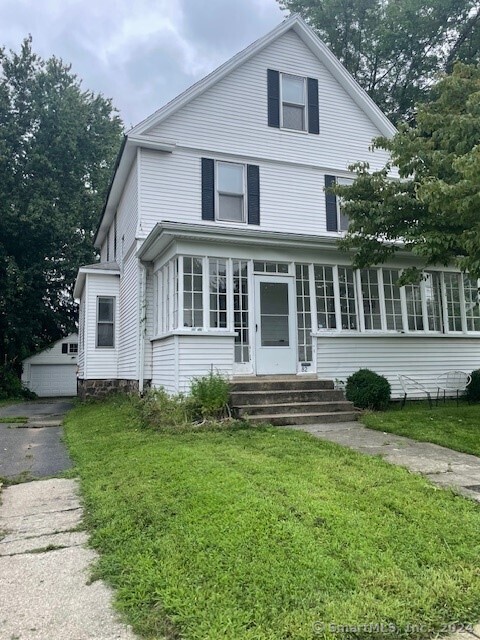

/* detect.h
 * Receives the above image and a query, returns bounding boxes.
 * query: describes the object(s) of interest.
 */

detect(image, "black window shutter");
[62,343,68,354]
[247,165,260,225]
[325,175,338,231]
[201,158,215,221]
[267,69,280,128]
[307,77,319,134]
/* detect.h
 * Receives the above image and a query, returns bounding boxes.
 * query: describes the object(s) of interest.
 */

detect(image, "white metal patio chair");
[435,370,471,406]
[398,374,432,408]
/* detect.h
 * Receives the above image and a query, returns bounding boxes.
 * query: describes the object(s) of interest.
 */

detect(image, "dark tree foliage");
[336,63,480,282]
[279,0,480,123]
[0,37,123,371]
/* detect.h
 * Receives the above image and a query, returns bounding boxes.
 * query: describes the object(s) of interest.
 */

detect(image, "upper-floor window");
[267,69,319,134]
[96,297,115,348]
[325,175,354,232]
[217,162,245,222]
[281,73,306,131]
[201,158,260,225]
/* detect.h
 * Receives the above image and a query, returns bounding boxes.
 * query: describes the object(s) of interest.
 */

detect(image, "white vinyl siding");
[145,30,391,170]
[317,336,480,399]
[177,335,234,393]
[151,336,176,393]
[84,275,119,379]
[118,252,139,379]
[138,148,368,240]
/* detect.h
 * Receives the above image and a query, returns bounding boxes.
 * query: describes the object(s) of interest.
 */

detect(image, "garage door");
[29,364,77,397]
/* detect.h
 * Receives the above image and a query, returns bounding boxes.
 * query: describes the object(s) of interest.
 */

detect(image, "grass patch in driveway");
[362,402,480,457]
[65,398,480,640]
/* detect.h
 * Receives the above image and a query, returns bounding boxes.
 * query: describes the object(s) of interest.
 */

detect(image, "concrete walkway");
[286,421,480,503]
[0,478,137,640]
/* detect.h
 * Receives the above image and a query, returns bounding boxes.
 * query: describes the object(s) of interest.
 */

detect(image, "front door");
[254,276,296,375]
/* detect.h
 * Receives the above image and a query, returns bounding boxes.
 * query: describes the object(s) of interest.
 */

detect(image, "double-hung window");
[96,297,115,347]
[217,162,245,222]
[281,73,306,131]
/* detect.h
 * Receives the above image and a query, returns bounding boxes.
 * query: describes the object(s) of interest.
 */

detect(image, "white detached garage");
[22,334,78,397]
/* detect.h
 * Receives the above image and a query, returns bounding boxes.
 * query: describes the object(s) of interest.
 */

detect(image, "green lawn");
[362,402,480,457]
[65,399,480,640]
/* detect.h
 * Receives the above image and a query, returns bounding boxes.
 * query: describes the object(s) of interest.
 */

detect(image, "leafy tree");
[279,0,480,123]
[0,37,123,373]
[336,63,480,281]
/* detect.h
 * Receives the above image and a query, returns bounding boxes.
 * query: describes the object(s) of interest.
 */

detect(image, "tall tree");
[279,0,480,123]
[336,63,480,281]
[0,38,123,371]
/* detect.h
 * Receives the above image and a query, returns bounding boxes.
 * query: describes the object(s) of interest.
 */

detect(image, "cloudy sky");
[0,0,286,129]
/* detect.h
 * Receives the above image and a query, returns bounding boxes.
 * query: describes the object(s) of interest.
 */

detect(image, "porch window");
[444,273,463,332]
[295,264,312,361]
[383,269,403,331]
[360,269,382,330]
[338,267,358,330]
[314,265,336,330]
[233,260,249,363]
[253,261,289,274]
[424,272,443,332]
[209,258,228,329]
[463,275,480,332]
[183,257,203,328]
[404,283,423,331]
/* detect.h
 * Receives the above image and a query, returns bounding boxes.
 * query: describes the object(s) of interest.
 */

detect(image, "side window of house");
[201,159,260,225]
[325,175,354,232]
[96,297,115,348]
[267,69,319,134]
[62,343,68,354]
[69,343,78,354]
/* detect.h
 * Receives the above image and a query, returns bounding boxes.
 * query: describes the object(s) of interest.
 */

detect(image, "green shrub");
[189,371,230,420]
[0,365,36,400]
[466,369,480,402]
[136,388,193,430]
[345,368,391,410]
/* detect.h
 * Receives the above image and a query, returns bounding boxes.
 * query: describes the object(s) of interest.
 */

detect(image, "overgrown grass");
[362,401,480,457]
[0,416,28,423]
[65,398,480,640]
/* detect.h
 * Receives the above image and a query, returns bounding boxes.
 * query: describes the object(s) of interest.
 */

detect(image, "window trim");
[96,296,115,349]
[68,343,78,354]
[215,161,247,223]
[280,72,308,132]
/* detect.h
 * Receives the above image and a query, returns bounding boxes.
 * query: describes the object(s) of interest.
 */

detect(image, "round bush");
[345,368,391,410]
[466,369,480,403]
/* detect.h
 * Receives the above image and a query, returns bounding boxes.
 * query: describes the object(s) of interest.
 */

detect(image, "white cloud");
[0,0,285,126]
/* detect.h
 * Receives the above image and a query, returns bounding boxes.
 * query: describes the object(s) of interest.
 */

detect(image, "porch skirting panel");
[316,336,480,398]
[151,334,235,394]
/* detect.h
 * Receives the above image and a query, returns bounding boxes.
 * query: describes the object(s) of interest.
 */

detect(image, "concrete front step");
[237,401,354,416]
[230,388,345,406]
[247,411,358,426]
[230,378,334,392]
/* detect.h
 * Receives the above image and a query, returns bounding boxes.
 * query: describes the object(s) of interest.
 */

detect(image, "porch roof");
[137,222,342,263]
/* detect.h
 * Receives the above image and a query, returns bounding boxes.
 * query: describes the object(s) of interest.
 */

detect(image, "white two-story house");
[74,14,480,399]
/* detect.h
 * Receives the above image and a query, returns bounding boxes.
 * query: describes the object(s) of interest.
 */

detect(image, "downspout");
[138,261,147,394]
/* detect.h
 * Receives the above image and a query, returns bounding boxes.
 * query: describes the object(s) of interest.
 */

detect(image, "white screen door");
[254,276,296,375]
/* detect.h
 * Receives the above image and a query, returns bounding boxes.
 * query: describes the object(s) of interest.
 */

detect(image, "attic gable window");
[267,69,319,134]
[281,73,306,131]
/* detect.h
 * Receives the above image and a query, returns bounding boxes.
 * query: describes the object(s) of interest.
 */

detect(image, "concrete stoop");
[230,376,358,426]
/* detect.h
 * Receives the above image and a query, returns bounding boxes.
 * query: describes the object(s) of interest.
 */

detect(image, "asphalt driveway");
[0,399,73,479]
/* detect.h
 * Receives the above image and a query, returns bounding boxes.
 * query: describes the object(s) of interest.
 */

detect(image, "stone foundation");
[77,378,151,400]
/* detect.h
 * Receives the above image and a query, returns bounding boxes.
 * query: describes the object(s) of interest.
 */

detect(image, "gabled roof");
[130,13,396,139]
[94,14,396,249]
[73,261,120,300]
